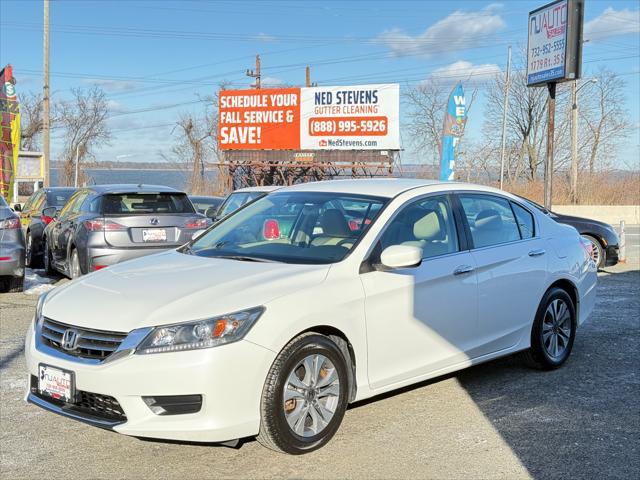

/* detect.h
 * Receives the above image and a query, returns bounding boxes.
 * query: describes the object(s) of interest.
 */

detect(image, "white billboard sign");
[300,84,400,150]
[527,0,569,85]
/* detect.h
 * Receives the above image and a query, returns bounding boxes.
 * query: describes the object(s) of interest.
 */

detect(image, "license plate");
[38,364,75,403]
[142,229,166,242]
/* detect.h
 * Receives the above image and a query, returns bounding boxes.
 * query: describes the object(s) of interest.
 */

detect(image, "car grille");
[30,375,127,422]
[41,318,128,361]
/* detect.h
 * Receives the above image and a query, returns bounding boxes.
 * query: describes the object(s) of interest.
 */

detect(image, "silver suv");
[43,184,207,278]
[0,195,25,292]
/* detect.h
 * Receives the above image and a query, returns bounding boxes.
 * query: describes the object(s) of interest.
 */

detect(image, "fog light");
[142,395,202,415]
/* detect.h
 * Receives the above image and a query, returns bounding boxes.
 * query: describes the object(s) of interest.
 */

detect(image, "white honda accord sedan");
[25,179,597,454]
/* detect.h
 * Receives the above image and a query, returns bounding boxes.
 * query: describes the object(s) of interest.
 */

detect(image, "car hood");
[43,250,330,332]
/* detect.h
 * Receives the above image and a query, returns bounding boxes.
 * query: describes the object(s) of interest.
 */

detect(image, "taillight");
[0,217,20,229]
[41,214,54,225]
[348,219,361,231]
[263,219,280,240]
[92,264,108,271]
[184,218,208,229]
[84,218,127,232]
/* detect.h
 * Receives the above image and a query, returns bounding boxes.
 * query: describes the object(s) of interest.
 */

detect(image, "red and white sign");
[218,84,400,151]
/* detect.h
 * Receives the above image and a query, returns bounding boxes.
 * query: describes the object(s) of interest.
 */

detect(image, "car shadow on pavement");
[350,269,639,479]
[456,269,640,479]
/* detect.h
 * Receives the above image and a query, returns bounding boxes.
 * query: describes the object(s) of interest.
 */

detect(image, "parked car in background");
[26,179,597,454]
[188,195,224,221]
[17,187,77,268]
[0,195,25,292]
[42,184,207,278]
[213,185,280,221]
[518,196,619,269]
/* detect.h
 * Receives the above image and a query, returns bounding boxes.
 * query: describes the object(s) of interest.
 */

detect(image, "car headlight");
[135,307,265,355]
[34,291,49,328]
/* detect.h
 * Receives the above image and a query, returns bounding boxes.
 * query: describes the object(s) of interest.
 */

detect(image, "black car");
[519,196,619,269]
[16,187,76,268]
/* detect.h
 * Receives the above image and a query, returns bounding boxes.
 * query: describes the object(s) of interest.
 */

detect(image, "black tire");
[581,234,605,270]
[522,287,577,370]
[7,273,25,293]
[257,332,350,454]
[43,240,55,276]
[25,232,43,269]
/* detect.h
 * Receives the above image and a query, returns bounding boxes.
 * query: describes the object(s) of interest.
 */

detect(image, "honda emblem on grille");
[149,217,159,225]
[61,329,80,351]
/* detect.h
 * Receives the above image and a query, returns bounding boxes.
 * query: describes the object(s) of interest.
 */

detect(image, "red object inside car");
[41,214,54,225]
[263,219,280,240]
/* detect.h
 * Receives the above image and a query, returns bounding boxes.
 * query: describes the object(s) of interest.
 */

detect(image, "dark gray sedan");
[0,195,25,292]
[43,184,207,278]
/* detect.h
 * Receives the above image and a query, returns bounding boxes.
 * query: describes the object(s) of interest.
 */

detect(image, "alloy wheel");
[542,299,572,359]
[283,354,340,438]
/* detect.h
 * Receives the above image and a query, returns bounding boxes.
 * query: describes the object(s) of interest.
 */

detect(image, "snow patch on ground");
[23,269,57,295]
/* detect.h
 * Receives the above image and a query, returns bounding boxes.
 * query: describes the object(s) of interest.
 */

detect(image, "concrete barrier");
[552,205,640,225]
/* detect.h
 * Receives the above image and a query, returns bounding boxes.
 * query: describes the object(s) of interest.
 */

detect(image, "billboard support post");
[544,82,556,210]
[499,45,512,190]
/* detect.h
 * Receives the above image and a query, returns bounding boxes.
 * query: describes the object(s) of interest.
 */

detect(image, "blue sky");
[1,0,639,167]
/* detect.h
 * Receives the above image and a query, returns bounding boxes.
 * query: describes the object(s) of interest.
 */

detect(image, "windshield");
[47,189,75,207]
[218,191,265,218]
[187,192,387,264]
[101,193,195,215]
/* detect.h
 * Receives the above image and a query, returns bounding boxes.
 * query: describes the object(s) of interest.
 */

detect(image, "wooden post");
[544,82,556,210]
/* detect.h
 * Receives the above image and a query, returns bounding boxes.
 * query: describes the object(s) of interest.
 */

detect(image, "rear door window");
[511,202,535,239]
[46,190,75,208]
[100,193,195,215]
[459,194,521,249]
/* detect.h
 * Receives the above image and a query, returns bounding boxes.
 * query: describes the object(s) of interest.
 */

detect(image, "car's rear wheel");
[7,272,25,293]
[522,287,576,370]
[25,232,43,269]
[581,234,605,269]
[69,249,82,279]
[257,333,349,454]
[43,241,55,276]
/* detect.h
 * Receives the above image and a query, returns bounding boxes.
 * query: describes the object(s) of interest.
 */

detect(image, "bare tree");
[55,87,110,186]
[20,92,44,151]
[404,79,478,167]
[579,67,630,173]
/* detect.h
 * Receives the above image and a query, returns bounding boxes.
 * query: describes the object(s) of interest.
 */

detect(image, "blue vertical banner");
[439,83,467,181]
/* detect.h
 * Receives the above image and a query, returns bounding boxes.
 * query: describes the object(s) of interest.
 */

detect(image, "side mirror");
[12,203,22,212]
[192,229,206,240]
[379,245,422,270]
[204,206,218,221]
[42,206,58,219]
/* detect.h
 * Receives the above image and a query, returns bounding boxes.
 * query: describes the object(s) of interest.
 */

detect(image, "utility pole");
[42,0,50,187]
[246,55,261,89]
[570,80,578,204]
[499,45,511,190]
[544,82,557,210]
[306,66,311,87]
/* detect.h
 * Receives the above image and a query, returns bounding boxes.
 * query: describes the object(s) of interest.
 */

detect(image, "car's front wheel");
[523,287,577,370]
[257,333,349,454]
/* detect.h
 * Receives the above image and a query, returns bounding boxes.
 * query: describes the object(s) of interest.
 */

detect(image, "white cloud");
[256,32,276,42]
[584,7,639,41]
[378,5,505,57]
[261,76,285,87]
[429,61,502,85]
[83,79,140,92]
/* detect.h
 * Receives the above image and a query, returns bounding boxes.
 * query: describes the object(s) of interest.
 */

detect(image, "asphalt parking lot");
[1,254,638,479]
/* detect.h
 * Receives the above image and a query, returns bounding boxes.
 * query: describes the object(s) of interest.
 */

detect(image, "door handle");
[528,249,546,257]
[453,265,475,275]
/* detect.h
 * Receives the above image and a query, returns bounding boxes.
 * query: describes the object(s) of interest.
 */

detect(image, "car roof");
[84,184,183,194]
[44,187,76,192]
[189,195,223,200]
[232,185,282,193]
[274,178,452,198]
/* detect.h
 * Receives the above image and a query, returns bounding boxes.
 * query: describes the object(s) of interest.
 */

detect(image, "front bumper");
[605,244,619,266]
[24,320,276,442]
